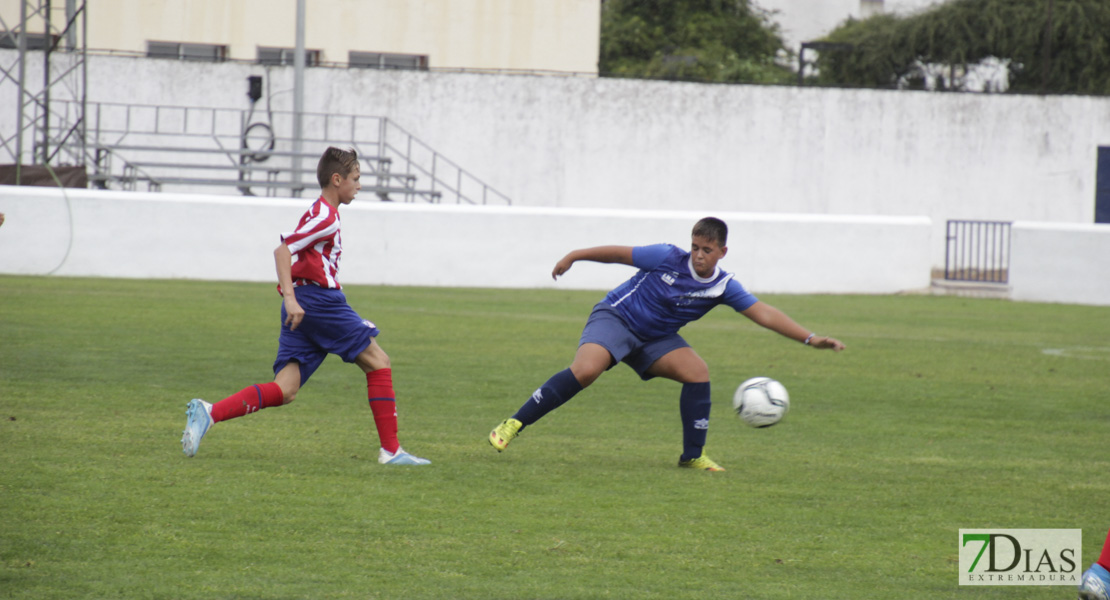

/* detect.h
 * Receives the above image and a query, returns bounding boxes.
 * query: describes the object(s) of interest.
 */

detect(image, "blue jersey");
[601,244,758,340]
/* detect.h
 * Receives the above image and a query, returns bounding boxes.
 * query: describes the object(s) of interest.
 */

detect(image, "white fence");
[4,187,1108,305]
[1009,222,1110,305]
[0,186,931,295]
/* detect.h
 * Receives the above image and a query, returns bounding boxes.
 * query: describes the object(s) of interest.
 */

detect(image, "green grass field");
[1,275,1106,599]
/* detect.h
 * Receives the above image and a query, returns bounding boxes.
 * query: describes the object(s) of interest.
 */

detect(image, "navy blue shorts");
[273,284,379,386]
[579,303,689,381]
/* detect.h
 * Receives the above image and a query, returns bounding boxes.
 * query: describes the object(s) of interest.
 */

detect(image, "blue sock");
[512,368,584,427]
[679,382,711,461]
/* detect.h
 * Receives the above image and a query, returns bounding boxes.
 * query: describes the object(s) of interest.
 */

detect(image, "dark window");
[258,46,321,66]
[0,31,59,50]
[349,51,428,70]
[147,41,227,62]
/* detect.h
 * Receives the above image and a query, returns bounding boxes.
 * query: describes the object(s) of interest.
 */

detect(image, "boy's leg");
[210,381,288,422]
[512,342,608,425]
[366,368,399,454]
[489,343,605,451]
[677,381,711,461]
[520,342,609,423]
[181,365,296,458]
[355,339,429,465]
[209,361,297,423]
[646,347,724,471]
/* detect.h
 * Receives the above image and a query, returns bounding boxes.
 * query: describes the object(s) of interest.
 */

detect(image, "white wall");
[3,53,1108,273]
[0,186,931,295]
[1009,222,1110,306]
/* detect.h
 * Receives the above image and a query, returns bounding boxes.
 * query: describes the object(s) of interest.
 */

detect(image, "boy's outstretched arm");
[740,301,845,351]
[274,243,305,330]
[552,245,635,280]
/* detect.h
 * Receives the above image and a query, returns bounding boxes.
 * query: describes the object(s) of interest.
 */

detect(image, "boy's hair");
[692,217,728,247]
[317,147,360,189]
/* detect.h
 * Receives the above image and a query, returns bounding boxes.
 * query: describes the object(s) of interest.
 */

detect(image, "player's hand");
[810,336,845,352]
[284,296,305,331]
[551,255,574,280]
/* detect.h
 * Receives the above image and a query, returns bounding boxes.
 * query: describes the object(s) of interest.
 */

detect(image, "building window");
[0,31,59,51]
[349,51,428,71]
[147,41,227,62]
[258,46,321,66]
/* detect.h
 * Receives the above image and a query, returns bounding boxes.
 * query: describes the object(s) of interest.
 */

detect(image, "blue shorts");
[579,303,690,381]
[273,284,380,386]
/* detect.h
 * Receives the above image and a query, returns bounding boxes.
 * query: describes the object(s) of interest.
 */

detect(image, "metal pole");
[292,0,305,192]
[42,0,52,164]
[80,0,86,165]
[15,0,28,183]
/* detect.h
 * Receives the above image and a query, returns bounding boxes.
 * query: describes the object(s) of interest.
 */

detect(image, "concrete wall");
[1009,222,1110,306]
[3,53,1109,273]
[0,186,931,296]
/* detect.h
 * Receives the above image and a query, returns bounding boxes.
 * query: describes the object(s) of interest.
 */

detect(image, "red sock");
[367,368,400,453]
[210,382,285,423]
[1099,527,1110,570]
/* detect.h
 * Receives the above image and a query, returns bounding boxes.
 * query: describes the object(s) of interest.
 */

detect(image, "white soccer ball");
[733,377,790,428]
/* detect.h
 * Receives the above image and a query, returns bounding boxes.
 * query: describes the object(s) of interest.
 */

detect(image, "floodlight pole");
[14,0,28,184]
[292,0,305,192]
[41,0,51,164]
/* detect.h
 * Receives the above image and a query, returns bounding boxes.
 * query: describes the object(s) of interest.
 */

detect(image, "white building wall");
[0,0,601,74]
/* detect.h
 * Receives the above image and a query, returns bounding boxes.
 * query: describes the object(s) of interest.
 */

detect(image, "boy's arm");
[274,242,305,330]
[740,301,845,351]
[552,246,635,280]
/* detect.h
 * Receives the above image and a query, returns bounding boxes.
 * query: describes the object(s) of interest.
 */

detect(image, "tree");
[814,0,1110,95]
[599,0,794,85]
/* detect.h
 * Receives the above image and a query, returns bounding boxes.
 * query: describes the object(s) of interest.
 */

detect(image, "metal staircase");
[37,99,511,205]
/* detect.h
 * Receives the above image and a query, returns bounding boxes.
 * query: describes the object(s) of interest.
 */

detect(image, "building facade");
[0,0,601,74]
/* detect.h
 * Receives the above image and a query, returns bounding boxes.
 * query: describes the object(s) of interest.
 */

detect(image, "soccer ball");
[733,377,790,428]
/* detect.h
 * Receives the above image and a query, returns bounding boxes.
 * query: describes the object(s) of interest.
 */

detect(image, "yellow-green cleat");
[489,418,523,452]
[678,454,725,471]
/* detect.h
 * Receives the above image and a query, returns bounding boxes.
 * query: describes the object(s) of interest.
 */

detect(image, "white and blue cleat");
[1080,563,1110,600]
[181,398,213,457]
[378,447,431,466]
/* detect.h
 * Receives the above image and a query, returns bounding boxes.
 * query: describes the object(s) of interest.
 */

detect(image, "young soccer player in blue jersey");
[488,217,845,471]
[181,147,430,465]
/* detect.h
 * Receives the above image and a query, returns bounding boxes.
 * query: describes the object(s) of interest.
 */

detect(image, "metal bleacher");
[56,101,511,204]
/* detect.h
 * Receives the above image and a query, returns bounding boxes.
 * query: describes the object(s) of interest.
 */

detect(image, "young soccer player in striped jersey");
[181,147,430,465]
[488,217,845,471]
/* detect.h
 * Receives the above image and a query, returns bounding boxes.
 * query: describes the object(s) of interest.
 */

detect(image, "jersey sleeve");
[631,244,674,271]
[723,278,759,312]
[281,203,337,254]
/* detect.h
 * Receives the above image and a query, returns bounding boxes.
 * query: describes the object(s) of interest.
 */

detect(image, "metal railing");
[33,100,512,204]
[944,220,1011,284]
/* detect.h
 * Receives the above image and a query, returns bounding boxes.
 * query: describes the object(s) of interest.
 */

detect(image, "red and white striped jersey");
[281,197,343,289]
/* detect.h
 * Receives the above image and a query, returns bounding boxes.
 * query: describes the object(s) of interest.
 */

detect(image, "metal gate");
[944,220,1011,284]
